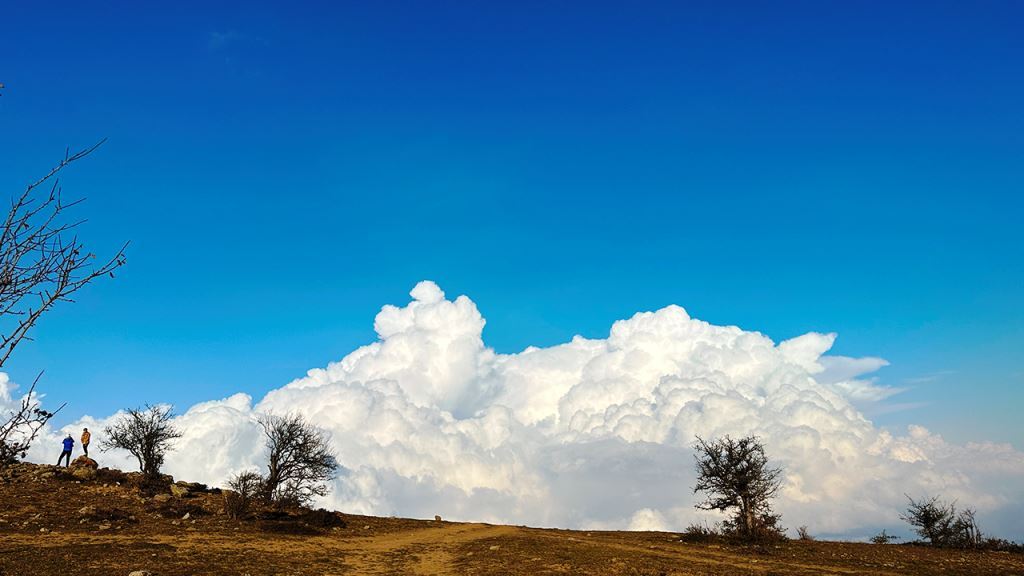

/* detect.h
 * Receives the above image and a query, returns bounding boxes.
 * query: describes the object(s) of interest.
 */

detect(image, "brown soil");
[1,463,1021,576]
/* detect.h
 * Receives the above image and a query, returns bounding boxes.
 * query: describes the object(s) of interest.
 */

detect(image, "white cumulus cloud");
[10,281,1024,540]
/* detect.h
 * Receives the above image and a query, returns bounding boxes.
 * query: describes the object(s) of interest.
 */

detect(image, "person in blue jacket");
[57,434,74,467]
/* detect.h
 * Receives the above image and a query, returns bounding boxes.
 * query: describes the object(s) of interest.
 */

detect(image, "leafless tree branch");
[0,140,127,369]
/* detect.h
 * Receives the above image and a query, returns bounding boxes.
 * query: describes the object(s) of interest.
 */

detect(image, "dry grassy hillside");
[1,462,1021,576]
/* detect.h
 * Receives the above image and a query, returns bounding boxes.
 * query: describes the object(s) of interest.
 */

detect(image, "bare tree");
[0,374,64,465]
[0,142,126,465]
[257,413,338,506]
[693,435,784,540]
[0,141,127,368]
[101,405,182,477]
[902,495,984,548]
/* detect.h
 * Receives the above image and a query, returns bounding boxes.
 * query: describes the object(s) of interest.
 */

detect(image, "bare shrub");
[257,413,338,506]
[101,405,182,477]
[299,508,346,528]
[901,495,984,548]
[870,529,899,544]
[680,521,720,543]
[693,435,785,541]
[796,525,814,541]
[0,375,63,465]
[224,470,264,519]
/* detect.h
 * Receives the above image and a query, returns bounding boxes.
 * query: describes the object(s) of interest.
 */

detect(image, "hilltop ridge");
[1,461,1021,575]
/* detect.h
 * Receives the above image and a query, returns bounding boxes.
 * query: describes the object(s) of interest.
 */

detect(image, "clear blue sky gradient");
[1,2,1021,446]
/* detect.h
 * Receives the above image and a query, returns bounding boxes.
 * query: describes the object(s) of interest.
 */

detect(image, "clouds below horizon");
[6,281,1023,539]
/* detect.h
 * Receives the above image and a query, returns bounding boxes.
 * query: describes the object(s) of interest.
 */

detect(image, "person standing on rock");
[81,427,91,457]
[57,434,74,467]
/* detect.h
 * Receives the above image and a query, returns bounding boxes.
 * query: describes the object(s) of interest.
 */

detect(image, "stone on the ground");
[69,456,99,480]
[128,571,154,576]
[152,494,172,504]
[169,483,190,498]
[70,456,98,469]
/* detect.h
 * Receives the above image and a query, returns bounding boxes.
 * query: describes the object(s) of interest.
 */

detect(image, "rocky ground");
[1,461,1022,575]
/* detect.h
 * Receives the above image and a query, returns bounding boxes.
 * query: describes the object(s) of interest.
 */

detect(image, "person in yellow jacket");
[81,428,91,457]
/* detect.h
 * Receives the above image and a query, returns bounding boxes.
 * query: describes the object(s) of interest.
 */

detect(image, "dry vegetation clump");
[254,507,346,535]
[223,469,263,519]
[679,521,721,543]
[871,529,900,544]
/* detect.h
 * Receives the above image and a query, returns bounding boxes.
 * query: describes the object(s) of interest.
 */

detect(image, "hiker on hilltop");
[81,427,91,457]
[57,434,74,467]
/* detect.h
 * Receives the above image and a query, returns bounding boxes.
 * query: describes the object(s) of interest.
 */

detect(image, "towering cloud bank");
[10,281,1024,538]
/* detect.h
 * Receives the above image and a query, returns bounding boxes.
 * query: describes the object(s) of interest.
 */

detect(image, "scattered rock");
[152,494,172,504]
[39,527,49,533]
[71,466,97,481]
[78,506,97,517]
[70,456,98,470]
[68,457,99,481]
[182,513,191,520]
[169,484,190,498]
[98,523,112,531]
[489,545,500,551]
[128,571,154,576]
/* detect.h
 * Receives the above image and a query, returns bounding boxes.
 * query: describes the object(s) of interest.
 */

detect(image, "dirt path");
[335,523,519,574]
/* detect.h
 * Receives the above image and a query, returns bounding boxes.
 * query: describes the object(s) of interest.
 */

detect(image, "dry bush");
[679,521,720,543]
[255,508,346,535]
[299,508,346,529]
[902,495,983,548]
[796,525,814,541]
[224,470,264,519]
[0,377,63,466]
[258,520,323,536]
[870,529,899,544]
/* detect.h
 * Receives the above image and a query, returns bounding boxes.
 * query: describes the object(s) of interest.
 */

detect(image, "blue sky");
[1,1,1021,446]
